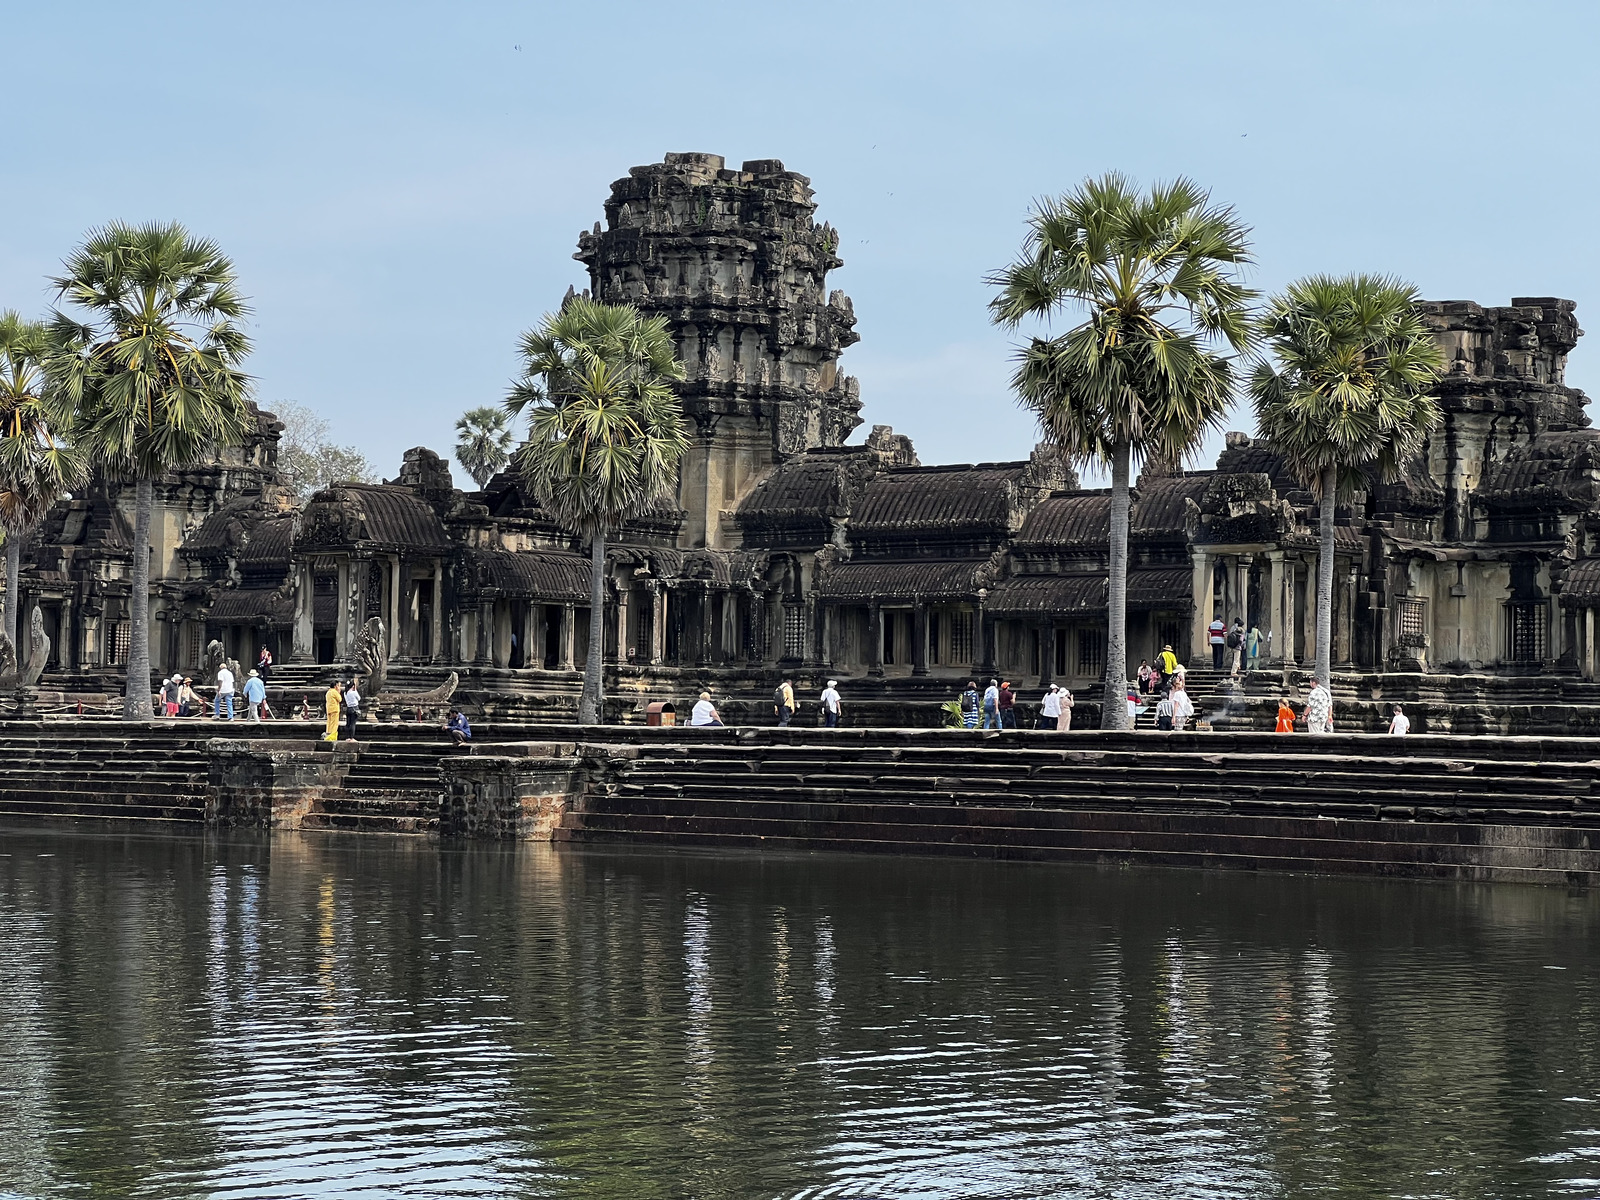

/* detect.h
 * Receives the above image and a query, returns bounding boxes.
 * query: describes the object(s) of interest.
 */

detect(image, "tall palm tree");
[505,297,688,725]
[989,174,1255,728]
[45,222,253,719]
[454,405,514,488]
[1251,274,1444,687]
[0,311,86,656]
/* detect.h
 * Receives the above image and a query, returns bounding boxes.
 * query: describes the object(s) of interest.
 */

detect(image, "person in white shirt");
[820,680,842,728]
[1171,680,1195,730]
[689,691,722,727]
[215,665,235,721]
[1388,704,1410,736]
[1208,614,1227,669]
[1038,685,1061,730]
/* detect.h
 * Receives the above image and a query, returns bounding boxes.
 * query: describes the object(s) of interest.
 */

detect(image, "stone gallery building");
[11,152,1600,728]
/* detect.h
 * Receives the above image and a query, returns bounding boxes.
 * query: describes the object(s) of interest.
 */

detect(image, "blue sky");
[6,0,1599,483]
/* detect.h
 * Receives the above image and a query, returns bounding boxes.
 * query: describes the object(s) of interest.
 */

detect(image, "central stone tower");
[576,153,862,549]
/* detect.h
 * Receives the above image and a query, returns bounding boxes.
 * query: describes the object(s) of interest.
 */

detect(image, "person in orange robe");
[1275,696,1296,733]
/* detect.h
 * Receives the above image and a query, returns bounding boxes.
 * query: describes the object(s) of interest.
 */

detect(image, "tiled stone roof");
[814,559,985,601]
[984,567,1193,616]
[296,484,452,552]
[470,550,591,602]
[208,587,294,626]
[852,465,1027,536]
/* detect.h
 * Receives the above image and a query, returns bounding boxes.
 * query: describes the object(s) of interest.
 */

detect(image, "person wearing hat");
[243,668,267,723]
[1157,644,1179,690]
[1038,684,1062,730]
[178,677,199,718]
[820,679,842,728]
[997,681,1016,728]
[161,674,182,717]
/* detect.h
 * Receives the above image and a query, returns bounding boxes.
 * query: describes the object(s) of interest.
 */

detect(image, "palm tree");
[505,297,688,725]
[454,405,514,488]
[44,222,253,719]
[0,311,86,657]
[1250,274,1444,687]
[988,174,1255,728]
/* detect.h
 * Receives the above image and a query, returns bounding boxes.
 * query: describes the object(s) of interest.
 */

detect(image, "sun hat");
[827,679,837,687]
[248,669,259,677]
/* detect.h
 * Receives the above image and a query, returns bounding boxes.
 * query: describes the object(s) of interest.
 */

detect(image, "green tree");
[1250,274,1444,686]
[454,405,514,488]
[0,311,86,656]
[45,222,253,719]
[989,174,1255,727]
[505,297,688,724]
[272,400,376,501]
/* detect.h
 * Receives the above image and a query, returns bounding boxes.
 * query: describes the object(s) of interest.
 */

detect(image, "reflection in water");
[0,827,1598,1198]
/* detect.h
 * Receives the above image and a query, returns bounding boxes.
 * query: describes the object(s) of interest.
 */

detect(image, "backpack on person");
[1226,628,1242,649]
[960,689,978,713]
[773,685,786,708]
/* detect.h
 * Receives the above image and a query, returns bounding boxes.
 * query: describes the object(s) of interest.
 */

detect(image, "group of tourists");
[157,661,268,721]
[1206,615,1264,677]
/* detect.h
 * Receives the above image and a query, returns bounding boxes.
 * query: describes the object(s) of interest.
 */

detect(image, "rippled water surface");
[2,827,1600,1198]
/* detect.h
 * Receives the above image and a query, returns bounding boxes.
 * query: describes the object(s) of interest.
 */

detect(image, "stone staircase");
[0,726,212,824]
[558,729,1600,884]
[298,740,454,834]
[1130,667,1232,728]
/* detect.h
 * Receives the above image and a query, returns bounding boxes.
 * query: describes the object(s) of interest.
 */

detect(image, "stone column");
[521,600,539,671]
[911,603,929,677]
[1340,566,1358,667]
[1283,560,1299,669]
[335,559,353,658]
[560,602,577,670]
[431,569,445,665]
[1587,608,1596,682]
[292,563,314,662]
[614,585,629,666]
[1235,556,1251,629]
[650,584,666,665]
[59,599,75,671]
[697,586,714,667]
[389,556,405,661]
[475,599,494,666]
[1266,551,1285,665]
[1038,621,1055,689]
[1189,550,1211,665]
[867,602,884,677]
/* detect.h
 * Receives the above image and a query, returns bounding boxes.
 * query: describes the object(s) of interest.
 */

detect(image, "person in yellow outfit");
[323,681,343,741]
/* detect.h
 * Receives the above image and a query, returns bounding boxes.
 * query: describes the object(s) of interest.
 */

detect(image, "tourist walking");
[1157,644,1178,690]
[959,681,981,729]
[178,677,199,718]
[322,680,342,742]
[1247,623,1263,671]
[257,646,273,681]
[162,674,182,717]
[1208,615,1226,669]
[1057,687,1074,730]
[820,680,842,727]
[343,679,362,740]
[997,681,1016,728]
[1038,684,1061,729]
[1137,660,1153,695]
[773,677,796,726]
[216,663,236,721]
[1304,677,1333,734]
[1228,618,1246,677]
[1155,691,1174,731]
[446,710,472,746]
[1389,704,1410,736]
[243,669,266,722]
[1171,679,1195,731]
[981,679,1000,730]
[1275,696,1295,732]
[690,691,723,726]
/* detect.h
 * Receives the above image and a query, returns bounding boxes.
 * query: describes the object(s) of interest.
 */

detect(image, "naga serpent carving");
[352,616,458,710]
[0,605,51,694]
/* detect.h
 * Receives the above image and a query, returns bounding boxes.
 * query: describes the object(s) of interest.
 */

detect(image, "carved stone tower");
[575,152,862,549]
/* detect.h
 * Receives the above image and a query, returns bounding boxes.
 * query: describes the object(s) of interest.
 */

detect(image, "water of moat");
[2,829,1599,1200]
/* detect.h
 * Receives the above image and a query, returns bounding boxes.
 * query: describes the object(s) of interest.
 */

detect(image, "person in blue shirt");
[447,711,472,746]
[243,670,267,722]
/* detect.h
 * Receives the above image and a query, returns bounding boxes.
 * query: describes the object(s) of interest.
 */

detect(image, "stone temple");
[11,152,1600,731]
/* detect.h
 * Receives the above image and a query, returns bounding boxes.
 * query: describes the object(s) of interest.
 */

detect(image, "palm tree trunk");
[579,528,606,724]
[124,478,155,720]
[3,532,19,655]
[1316,463,1336,688]
[1101,438,1131,730]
